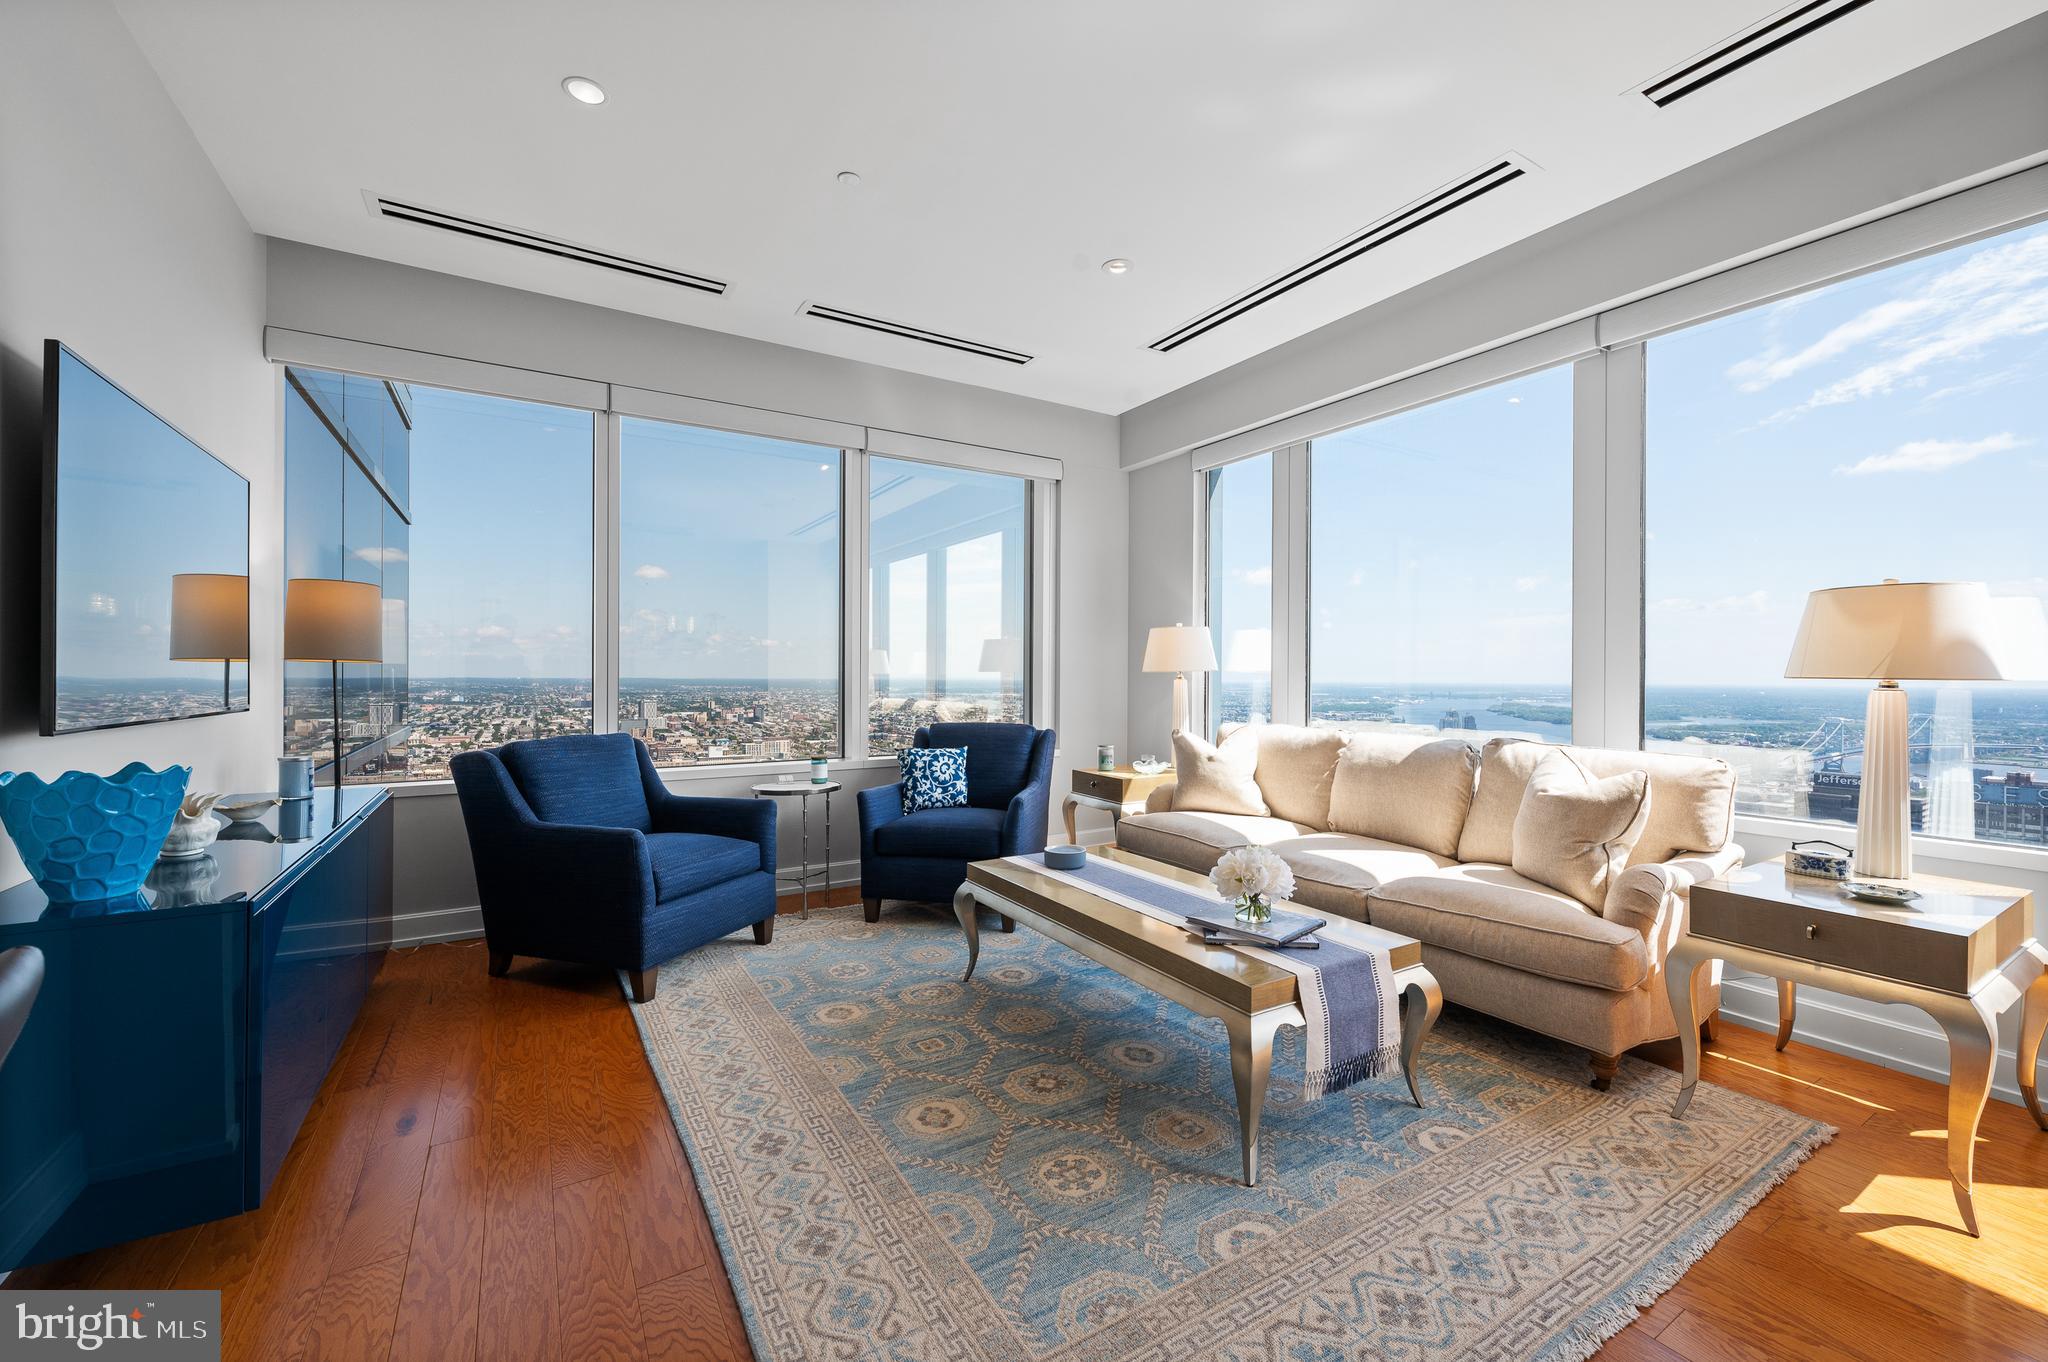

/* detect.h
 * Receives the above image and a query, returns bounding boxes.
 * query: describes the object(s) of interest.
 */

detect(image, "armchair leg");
[863,898,881,924]
[1700,1011,1718,1044]
[1590,1051,1620,1092]
[488,949,512,978]
[753,916,775,945]
[998,914,1016,933]
[627,968,656,1004]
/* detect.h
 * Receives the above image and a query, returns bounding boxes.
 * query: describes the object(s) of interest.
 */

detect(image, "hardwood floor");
[10,903,2047,1361]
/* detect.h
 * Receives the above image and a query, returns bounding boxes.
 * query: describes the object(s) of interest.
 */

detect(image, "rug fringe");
[1531,1117,1837,1362]
[1301,1042,1402,1100]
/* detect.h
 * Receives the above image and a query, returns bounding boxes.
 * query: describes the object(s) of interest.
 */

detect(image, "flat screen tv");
[42,340,251,735]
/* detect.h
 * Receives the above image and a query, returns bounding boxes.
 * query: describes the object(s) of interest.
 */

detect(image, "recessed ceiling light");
[1100,258,1132,275]
[561,76,606,105]
[836,170,863,187]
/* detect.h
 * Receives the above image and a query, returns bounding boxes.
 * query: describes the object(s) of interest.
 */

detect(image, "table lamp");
[169,572,249,712]
[1143,623,1218,741]
[285,578,383,792]
[1785,579,2006,879]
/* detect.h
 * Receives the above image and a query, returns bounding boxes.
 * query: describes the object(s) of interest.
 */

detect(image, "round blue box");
[1044,845,1087,871]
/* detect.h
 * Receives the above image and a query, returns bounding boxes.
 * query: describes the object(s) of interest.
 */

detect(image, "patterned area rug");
[630,906,1831,1362]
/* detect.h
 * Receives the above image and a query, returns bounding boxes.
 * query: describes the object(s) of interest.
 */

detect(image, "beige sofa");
[1115,725,1740,1089]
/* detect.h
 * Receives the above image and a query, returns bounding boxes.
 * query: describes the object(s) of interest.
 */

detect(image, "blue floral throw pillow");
[899,747,969,815]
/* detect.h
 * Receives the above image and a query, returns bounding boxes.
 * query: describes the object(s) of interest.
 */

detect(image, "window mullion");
[844,448,868,763]
[1602,344,1645,750]
[1570,354,1608,747]
[593,410,620,736]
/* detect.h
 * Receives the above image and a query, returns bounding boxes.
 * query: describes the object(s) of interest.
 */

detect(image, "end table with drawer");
[1665,855,2047,1236]
[1063,766,1175,845]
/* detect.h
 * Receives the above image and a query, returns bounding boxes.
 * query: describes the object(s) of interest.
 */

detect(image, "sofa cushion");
[1245,724,1347,828]
[646,831,763,901]
[872,805,1007,860]
[1264,833,1456,920]
[1114,811,1310,871]
[500,733,652,832]
[1511,750,1651,910]
[1171,728,1268,817]
[1368,865,1652,992]
[1459,738,1734,867]
[1326,734,1479,858]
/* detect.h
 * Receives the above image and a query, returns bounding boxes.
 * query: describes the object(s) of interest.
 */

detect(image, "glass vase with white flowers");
[1209,846,1296,924]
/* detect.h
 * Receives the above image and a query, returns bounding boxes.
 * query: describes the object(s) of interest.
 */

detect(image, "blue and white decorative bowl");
[0,763,191,903]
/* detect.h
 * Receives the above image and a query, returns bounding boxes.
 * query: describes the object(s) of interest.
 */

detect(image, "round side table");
[750,781,841,919]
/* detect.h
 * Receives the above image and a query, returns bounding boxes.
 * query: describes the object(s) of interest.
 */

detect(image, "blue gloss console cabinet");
[0,788,392,1270]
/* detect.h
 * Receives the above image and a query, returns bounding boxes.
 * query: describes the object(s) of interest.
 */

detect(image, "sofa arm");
[1143,782,1177,814]
[1607,842,1745,958]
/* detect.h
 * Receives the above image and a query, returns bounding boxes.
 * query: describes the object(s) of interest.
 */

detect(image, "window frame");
[264,329,1062,791]
[1190,161,2048,869]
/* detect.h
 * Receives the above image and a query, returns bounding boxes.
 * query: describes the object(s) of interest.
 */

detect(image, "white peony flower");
[1210,846,1294,905]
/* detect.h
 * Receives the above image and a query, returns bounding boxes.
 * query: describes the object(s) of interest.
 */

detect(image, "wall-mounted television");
[41,341,252,735]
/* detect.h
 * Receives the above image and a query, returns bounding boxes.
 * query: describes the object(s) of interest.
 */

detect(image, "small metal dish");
[1840,880,1920,905]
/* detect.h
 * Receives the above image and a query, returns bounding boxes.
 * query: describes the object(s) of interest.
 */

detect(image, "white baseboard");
[1718,971,2030,1108]
[389,904,484,946]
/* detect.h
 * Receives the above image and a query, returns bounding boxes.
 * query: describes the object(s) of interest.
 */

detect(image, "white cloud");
[1231,565,1273,586]
[1730,230,2048,417]
[1834,432,2026,477]
[1651,590,1771,616]
[352,545,407,566]
[1512,574,1548,593]
[473,624,512,640]
[632,563,670,581]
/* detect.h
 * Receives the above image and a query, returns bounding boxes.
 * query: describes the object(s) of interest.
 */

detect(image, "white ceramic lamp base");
[1170,672,1190,741]
[1855,681,1911,880]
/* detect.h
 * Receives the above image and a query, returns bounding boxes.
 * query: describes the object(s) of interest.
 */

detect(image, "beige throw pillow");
[1510,750,1652,910]
[1326,735,1479,858]
[1170,728,1268,817]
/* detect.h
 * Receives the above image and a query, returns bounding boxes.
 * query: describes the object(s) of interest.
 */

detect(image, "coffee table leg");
[1928,990,1998,1237]
[952,884,981,983]
[1400,973,1442,1109]
[1666,948,1706,1118]
[1226,1010,1287,1187]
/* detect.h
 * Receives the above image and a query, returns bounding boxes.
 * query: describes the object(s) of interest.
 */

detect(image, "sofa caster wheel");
[628,968,656,1004]
[998,914,1016,933]
[488,949,512,978]
[863,898,881,924]
[753,916,775,945]
[1589,1052,1620,1092]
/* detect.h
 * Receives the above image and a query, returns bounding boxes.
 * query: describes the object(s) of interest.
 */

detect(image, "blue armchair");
[858,722,1056,923]
[451,733,777,1003]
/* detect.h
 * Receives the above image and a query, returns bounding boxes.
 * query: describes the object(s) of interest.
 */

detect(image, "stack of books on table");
[1180,903,1327,951]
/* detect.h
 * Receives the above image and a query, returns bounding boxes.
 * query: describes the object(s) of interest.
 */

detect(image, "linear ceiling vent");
[1636,0,1875,108]
[368,195,726,295]
[1147,155,1532,354]
[797,302,1033,365]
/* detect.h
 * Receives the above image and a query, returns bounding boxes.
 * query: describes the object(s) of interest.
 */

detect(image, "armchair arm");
[1606,842,1745,963]
[858,783,905,864]
[1000,784,1052,856]
[1143,782,1177,814]
[451,751,656,915]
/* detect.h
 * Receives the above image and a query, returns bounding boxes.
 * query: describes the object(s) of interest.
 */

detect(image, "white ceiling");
[118,0,2047,415]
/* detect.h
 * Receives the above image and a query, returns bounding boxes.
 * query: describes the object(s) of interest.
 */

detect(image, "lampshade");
[168,573,249,661]
[1990,595,2048,681]
[1784,580,2005,681]
[978,636,1023,673]
[284,578,383,663]
[871,648,890,675]
[1142,624,1218,674]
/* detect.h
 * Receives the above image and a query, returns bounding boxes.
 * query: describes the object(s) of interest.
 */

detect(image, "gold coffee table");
[953,846,1441,1187]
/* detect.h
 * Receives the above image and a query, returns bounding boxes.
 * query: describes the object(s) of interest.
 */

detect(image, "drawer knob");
[1805,923,1818,940]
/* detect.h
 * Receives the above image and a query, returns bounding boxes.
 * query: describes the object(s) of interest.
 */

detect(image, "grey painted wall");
[1119,13,2048,469]
[0,0,275,890]
[265,243,1129,923]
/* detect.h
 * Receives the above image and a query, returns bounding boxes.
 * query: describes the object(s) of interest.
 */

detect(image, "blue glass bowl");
[0,763,191,903]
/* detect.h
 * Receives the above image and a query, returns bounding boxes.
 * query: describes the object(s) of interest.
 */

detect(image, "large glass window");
[284,368,593,782]
[1205,453,1273,728]
[1308,367,1574,740]
[1645,220,2048,845]
[867,457,1030,753]
[619,420,843,765]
